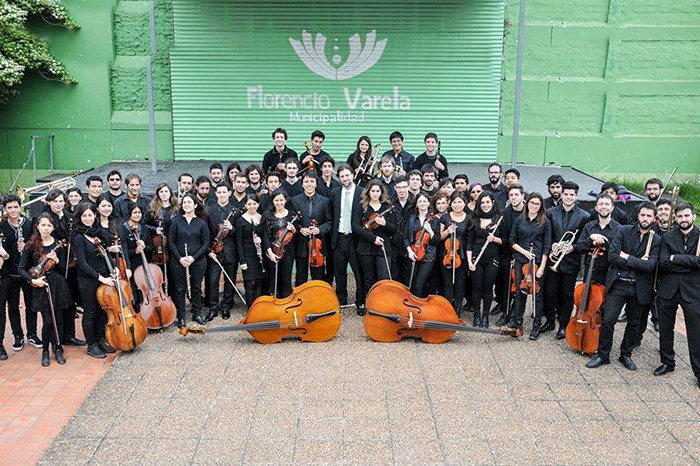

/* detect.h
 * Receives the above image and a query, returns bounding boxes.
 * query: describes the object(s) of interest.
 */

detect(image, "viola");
[363,205,395,231]
[210,207,241,254]
[272,211,301,260]
[411,214,434,262]
[308,219,324,268]
[95,238,148,351]
[152,217,169,265]
[442,221,462,269]
[567,247,605,355]
[29,240,66,279]
[364,280,504,343]
[132,227,176,330]
[180,280,341,343]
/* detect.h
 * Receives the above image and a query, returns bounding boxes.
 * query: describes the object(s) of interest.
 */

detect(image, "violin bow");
[45,282,62,348]
[380,242,392,281]
[210,254,246,306]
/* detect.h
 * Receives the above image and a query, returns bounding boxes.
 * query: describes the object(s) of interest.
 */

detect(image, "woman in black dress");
[346,136,372,185]
[405,193,440,298]
[263,190,297,298]
[467,192,505,328]
[439,191,470,315]
[19,214,72,366]
[121,204,154,309]
[236,194,265,307]
[147,183,178,295]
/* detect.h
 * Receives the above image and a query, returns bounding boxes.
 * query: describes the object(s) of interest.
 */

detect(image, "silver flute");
[184,243,191,300]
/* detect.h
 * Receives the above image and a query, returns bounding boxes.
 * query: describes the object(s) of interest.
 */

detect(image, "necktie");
[683,234,689,253]
[308,196,313,218]
[343,189,352,232]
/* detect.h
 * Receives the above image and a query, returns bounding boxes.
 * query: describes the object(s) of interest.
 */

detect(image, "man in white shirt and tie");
[330,164,365,314]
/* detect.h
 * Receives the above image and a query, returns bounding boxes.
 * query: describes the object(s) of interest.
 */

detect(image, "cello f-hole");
[402,300,422,314]
[284,299,303,313]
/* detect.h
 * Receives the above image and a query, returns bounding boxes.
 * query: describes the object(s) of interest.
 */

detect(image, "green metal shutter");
[170,0,505,162]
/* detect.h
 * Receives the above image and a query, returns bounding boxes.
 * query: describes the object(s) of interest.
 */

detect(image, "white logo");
[289,30,387,81]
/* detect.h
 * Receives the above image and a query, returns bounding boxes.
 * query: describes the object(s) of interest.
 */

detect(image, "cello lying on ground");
[180,280,341,343]
[132,227,177,330]
[566,246,605,355]
[364,280,505,343]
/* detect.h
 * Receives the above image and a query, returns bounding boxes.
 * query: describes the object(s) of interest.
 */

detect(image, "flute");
[252,224,265,273]
[184,243,191,300]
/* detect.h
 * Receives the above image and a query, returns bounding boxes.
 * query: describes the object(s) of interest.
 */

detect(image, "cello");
[566,246,605,355]
[94,238,148,351]
[179,280,341,343]
[364,280,505,343]
[131,227,177,330]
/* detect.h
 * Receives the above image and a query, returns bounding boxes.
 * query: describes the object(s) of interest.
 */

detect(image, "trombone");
[355,144,381,185]
[549,229,578,272]
[16,176,76,209]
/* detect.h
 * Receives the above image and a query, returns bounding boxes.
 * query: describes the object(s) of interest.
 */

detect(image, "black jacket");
[113,195,151,222]
[382,149,414,173]
[414,152,449,180]
[658,226,700,303]
[605,224,661,305]
[352,202,397,256]
[262,146,298,175]
[329,185,362,249]
[290,192,332,258]
[546,205,591,275]
[207,202,240,264]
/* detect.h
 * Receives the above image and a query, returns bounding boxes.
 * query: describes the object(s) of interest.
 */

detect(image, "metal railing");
[9,133,55,194]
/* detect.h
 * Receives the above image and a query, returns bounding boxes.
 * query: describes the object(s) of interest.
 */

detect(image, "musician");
[235,194,265,307]
[262,127,298,175]
[483,163,508,209]
[225,162,242,187]
[105,170,125,204]
[316,156,340,199]
[432,193,450,218]
[206,182,238,321]
[590,182,629,226]
[120,204,153,309]
[177,173,194,203]
[427,193,450,295]
[655,198,672,231]
[655,203,700,386]
[71,202,116,358]
[259,171,281,214]
[420,165,439,197]
[245,164,265,199]
[405,193,440,298]
[439,192,471,314]
[114,173,151,222]
[168,193,210,328]
[504,168,521,189]
[65,187,83,215]
[346,135,372,175]
[645,177,664,203]
[538,181,590,340]
[495,184,526,327]
[85,175,103,204]
[194,176,210,206]
[544,175,564,209]
[0,194,40,352]
[407,170,422,197]
[353,180,397,294]
[573,193,621,286]
[281,159,303,198]
[300,130,330,171]
[147,183,178,240]
[291,172,332,285]
[330,165,364,313]
[19,214,71,366]
[414,132,448,180]
[466,183,484,216]
[95,195,118,239]
[504,192,552,337]
[382,131,414,176]
[586,201,661,371]
[263,189,296,299]
[454,174,469,194]
[390,176,415,285]
[230,172,250,212]
[438,178,455,198]
[378,156,397,198]
[207,162,224,203]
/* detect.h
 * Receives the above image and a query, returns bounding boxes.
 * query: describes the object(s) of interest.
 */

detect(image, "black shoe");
[65,337,86,346]
[193,313,205,325]
[177,317,187,329]
[41,351,50,367]
[12,336,24,352]
[222,310,231,320]
[357,304,367,316]
[87,344,106,359]
[653,364,674,376]
[481,314,489,328]
[556,328,566,340]
[98,340,116,354]
[586,355,610,368]
[618,355,638,371]
[496,313,510,327]
[205,311,218,323]
[490,303,501,316]
[539,321,555,333]
[529,324,541,341]
[473,312,482,328]
[27,334,43,348]
[617,313,627,323]
[0,345,7,360]
[55,348,66,365]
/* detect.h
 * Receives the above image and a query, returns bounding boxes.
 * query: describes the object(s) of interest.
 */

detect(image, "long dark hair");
[361,179,389,211]
[69,201,99,245]
[521,192,547,228]
[351,136,372,168]
[470,192,500,229]
[179,192,206,218]
[150,183,178,220]
[27,213,57,259]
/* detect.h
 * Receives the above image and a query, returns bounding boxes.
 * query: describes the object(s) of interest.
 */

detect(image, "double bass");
[131,227,177,330]
[364,280,504,343]
[95,238,148,351]
[566,246,605,355]
[180,280,341,343]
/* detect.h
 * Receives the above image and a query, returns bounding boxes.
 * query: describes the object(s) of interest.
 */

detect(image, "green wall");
[1,0,698,186]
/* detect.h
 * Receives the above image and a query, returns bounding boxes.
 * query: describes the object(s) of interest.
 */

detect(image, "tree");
[0,0,78,103]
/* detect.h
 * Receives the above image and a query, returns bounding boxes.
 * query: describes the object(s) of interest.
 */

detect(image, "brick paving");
[33,301,699,466]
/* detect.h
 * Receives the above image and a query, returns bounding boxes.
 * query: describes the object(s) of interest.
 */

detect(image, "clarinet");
[184,243,192,300]
[252,223,265,273]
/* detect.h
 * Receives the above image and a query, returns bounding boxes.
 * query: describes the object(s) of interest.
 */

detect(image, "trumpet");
[549,229,578,272]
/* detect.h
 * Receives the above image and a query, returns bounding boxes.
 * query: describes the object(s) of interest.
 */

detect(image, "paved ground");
[36,296,699,466]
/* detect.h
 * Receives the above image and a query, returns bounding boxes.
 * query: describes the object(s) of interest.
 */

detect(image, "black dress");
[236,216,265,280]
[263,211,296,298]
[19,243,71,313]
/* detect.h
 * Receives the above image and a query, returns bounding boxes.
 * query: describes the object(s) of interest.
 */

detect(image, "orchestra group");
[0,128,698,389]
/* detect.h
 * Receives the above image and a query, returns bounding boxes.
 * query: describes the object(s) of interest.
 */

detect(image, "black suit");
[657,227,700,380]
[330,185,364,305]
[291,192,332,285]
[597,224,661,361]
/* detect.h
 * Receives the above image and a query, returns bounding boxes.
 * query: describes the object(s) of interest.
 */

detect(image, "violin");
[364,280,505,343]
[29,240,66,279]
[363,205,395,231]
[442,221,462,269]
[411,214,434,262]
[510,245,539,294]
[210,207,241,254]
[299,141,315,175]
[94,238,148,351]
[179,280,341,343]
[131,227,176,330]
[271,211,301,260]
[152,217,169,265]
[567,247,605,355]
[308,219,324,268]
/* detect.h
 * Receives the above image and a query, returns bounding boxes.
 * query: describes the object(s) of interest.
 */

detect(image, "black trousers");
[294,257,324,286]
[64,266,79,340]
[391,253,412,286]
[409,260,434,298]
[636,298,659,345]
[0,277,22,341]
[270,254,294,298]
[544,269,578,327]
[78,279,107,345]
[598,281,643,361]
[657,292,700,380]
[471,258,499,315]
[40,301,65,352]
[171,257,206,320]
[1,276,37,339]
[442,263,468,311]
[359,254,391,296]
[324,248,335,287]
[333,234,364,305]
[243,278,263,309]
[207,257,237,315]
[511,265,544,328]
[494,256,510,306]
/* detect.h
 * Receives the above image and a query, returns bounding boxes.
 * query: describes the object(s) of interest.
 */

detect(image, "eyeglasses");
[109,177,121,182]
